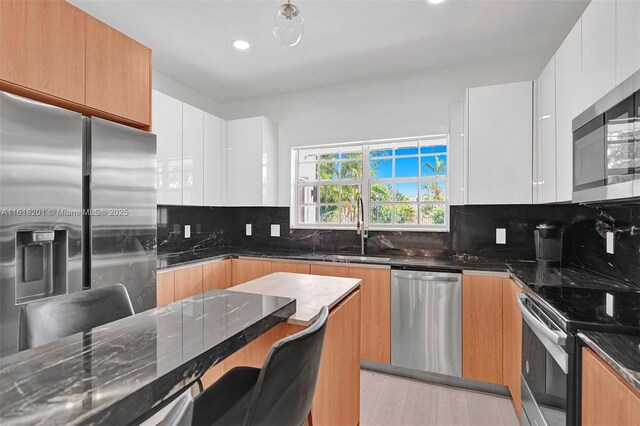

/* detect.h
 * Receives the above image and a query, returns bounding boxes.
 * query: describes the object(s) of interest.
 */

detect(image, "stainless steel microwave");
[572,70,640,203]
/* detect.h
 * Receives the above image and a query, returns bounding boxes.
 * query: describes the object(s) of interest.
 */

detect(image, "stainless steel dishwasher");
[391,269,462,377]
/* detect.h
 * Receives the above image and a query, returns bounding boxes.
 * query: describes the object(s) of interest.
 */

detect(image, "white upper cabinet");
[203,112,226,206]
[182,103,204,205]
[153,90,183,205]
[448,102,465,206]
[616,0,640,84]
[226,117,279,206]
[537,57,557,204]
[466,81,533,205]
[555,20,582,202]
[581,0,616,109]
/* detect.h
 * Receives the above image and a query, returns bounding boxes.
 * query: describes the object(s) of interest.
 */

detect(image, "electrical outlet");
[246,224,252,236]
[606,231,614,254]
[184,225,191,239]
[270,224,280,237]
[605,293,614,317]
[496,228,506,244]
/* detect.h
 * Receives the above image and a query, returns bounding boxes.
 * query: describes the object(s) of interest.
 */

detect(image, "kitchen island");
[0,290,295,425]
[202,272,362,426]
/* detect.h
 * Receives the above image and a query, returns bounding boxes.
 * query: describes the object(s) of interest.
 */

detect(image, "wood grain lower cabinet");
[348,267,390,364]
[202,289,361,426]
[174,265,203,300]
[0,0,86,104]
[203,259,232,291]
[462,275,504,385]
[310,264,349,277]
[502,278,522,416]
[582,347,640,426]
[231,259,272,285]
[271,261,311,274]
[156,271,175,307]
[85,14,151,127]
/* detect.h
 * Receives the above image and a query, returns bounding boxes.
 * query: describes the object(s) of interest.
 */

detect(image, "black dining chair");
[18,283,135,351]
[192,306,330,426]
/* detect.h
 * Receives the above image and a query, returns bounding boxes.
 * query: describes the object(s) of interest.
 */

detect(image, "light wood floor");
[361,370,520,426]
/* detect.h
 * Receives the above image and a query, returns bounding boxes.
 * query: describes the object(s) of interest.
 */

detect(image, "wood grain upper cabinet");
[582,347,640,426]
[462,274,504,385]
[174,265,203,300]
[203,259,232,291]
[502,278,522,416]
[348,267,390,364]
[231,259,272,285]
[0,0,86,104]
[466,81,533,205]
[85,14,151,126]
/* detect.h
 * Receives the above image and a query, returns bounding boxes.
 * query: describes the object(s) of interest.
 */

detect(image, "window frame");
[291,135,450,232]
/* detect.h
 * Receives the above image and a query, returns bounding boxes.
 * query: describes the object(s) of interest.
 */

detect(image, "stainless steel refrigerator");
[0,91,157,357]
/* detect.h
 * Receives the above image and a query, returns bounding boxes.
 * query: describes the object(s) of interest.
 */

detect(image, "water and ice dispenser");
[15,230,68,303]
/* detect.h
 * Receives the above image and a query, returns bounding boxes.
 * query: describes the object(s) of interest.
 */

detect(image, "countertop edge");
[578,332,640,393]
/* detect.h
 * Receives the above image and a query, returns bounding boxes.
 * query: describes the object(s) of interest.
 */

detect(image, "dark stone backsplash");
[158,201,640,287]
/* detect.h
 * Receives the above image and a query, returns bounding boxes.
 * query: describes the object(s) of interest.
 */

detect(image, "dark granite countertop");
[0,290,295,426]
[579,331,640,392]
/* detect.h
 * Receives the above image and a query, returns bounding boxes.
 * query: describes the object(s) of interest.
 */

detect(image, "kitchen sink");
[325,254,391,263]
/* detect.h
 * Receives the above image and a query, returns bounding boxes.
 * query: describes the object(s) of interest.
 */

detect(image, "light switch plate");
[246,224,252,236]
[605,293,614,317]
[496,228,506,244]
[271,224,280,237]
[184,225,191,239]
[606,231,614,254]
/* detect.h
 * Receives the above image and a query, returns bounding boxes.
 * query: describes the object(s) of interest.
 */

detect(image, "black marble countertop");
[0,290,295,426]
[578,331,640,392]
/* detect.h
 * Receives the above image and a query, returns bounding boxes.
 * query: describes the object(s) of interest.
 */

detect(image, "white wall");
[222,51,549,206]
[153,69,226,118]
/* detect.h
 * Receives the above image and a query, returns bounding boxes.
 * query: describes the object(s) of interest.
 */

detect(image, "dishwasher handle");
[392,270,460,282]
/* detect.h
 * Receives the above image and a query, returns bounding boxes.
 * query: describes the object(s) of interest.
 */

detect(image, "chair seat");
[193,367,261,426]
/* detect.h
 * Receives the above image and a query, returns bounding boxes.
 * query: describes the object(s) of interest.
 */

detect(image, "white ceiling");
[70,0,589,103]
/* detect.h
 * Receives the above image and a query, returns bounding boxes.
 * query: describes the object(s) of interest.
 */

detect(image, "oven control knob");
[525,360,530,374]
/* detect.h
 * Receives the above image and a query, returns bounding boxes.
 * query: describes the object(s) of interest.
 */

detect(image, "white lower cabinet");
[465,81,533,205]
[153,90,183,205]
[226,117,279,206]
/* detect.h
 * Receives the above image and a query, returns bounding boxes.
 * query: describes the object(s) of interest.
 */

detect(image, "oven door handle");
[517,293,569,374]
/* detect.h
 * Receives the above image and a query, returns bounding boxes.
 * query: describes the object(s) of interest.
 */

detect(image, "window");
[293,135,448,231]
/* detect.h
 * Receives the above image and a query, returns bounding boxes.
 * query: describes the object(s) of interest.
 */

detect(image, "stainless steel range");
[0,92,157,357]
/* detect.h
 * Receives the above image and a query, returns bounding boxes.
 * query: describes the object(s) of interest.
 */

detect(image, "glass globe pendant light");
[273,1,304,47]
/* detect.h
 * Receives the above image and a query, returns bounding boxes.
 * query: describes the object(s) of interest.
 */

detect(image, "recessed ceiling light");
[232,40,250,50]
[427,0,447,4]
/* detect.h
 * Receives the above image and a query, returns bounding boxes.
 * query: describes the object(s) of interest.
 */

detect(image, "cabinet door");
[348,267,390,364]
[182,104,204,205]
[85,14,151,126]
[502,279,522,416]
[467,81,533,204]
[449,102,465,206]
[310,264,350,277]
[204,113,226,206]
[581,0,616,109]
[153,90,183,205]
[582,347,640,426]
[203,259,232,291]
[462,275,504,385]
[157,271,175,307]
[555,20,582,202]
[174,265,203,300]
[615,0,640,85]
[271,262,311,274]
[226,118,263,206]
[0,0,86,104]
[538,57,557,204]
[231,259,272,285]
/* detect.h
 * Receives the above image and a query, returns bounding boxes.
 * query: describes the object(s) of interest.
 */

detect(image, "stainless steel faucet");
[356,195,367,255]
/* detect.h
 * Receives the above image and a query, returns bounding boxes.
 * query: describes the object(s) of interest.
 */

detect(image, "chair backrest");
[18,284,134,351]
[243,306,329,426]
[157,392,194,426]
